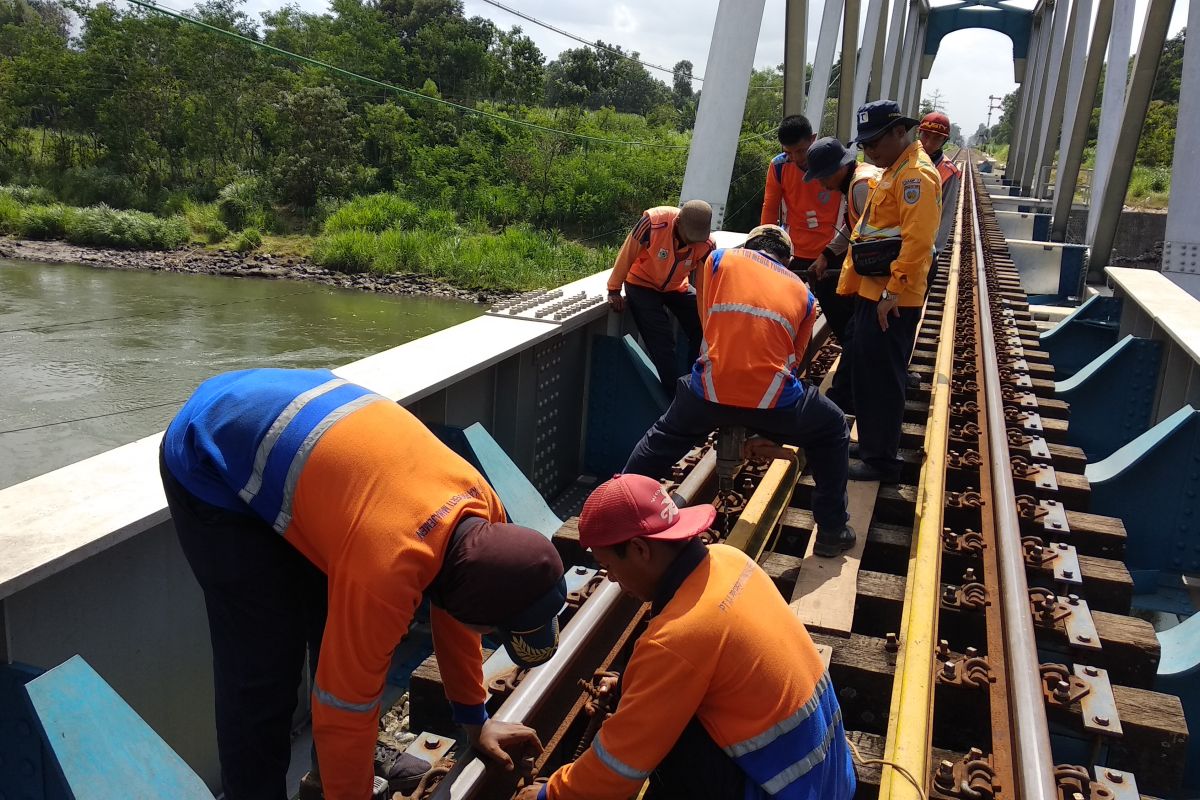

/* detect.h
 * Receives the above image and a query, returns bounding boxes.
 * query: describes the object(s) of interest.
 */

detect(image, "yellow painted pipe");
[725,448,803,561]
[877,160,970,800]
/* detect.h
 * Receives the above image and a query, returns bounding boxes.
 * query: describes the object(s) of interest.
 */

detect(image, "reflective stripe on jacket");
[933,152,962,250]
[543,544,856,800]
[761,153,843,260]
[689,248,815,409]
[163,368,505,800]
[608,206,715,293]
[837,140,941,306]
[825,162,882,258]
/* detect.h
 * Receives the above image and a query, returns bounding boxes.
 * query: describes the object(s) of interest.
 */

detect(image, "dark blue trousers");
[624,378,850,530]
[161,451,326,800]
[624,284,702,395]
[848,297,922,478]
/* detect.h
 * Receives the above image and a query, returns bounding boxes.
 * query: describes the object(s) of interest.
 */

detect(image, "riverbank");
[0,237,508,304]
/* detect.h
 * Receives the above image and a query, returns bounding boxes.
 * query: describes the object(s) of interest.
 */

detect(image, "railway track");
[403,153,1186,800]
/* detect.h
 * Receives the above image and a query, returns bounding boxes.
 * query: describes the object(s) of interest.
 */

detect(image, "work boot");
[907,370,921,389]
[848,442,860,459]
[814,524,856,558]
[849,460,901,484]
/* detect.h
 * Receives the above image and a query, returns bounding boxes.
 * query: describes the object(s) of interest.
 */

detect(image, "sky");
[229,0,1190,137]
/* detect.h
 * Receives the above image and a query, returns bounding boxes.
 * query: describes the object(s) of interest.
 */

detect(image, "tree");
[949,122,963,146]
[672,59,694,105]
[265,86,361,207]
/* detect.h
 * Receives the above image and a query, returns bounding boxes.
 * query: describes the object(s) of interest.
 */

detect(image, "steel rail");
[970,164,1058,799]
[878,151,967,800]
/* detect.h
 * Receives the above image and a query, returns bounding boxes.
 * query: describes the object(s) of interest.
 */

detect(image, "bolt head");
[1062,570,1074,579]
[1077,634,1092,643]
[1106,770,1124,783]
[1085,666,1099,676]
[425,736,440,748]
[1094,715,1110,726]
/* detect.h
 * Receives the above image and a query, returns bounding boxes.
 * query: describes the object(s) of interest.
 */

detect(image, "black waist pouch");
[851,237,902,277]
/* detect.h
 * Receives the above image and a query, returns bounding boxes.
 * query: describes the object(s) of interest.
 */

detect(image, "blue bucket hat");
[804,137,858,182]
[851,99,919,145]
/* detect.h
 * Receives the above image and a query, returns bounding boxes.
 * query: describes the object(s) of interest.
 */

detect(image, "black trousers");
[624,378,849,531]
[790,256,856,414]
[624,284,702,395]
[847,297,922,477]
[645,718,745,800]
[161,453,328,800]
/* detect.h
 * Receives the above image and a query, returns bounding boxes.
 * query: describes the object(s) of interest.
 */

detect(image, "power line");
[0,400,181,435]
[477,0,699,81]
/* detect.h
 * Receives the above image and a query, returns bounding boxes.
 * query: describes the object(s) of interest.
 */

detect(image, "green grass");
[324,193,424,234]
[0,184,56,204]
[312,221,615,291]
[63,205,189,249]
[182,200,229,244]
[0,193,23,234]
[231,227,263,252]
[1126,165,1171,209]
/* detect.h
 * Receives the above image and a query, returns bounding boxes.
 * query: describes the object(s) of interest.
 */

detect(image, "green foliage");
[0,183,54,204]
[62,204,189,249]
[0,193,23,233]
[265,86,361,208]
[217,178,273,232]
[231,226,263,252]
[311,228,377,273]
[324,193,423,233]
[1135,100,1177,168]
[183,201,229,244]
[19,203,71,239]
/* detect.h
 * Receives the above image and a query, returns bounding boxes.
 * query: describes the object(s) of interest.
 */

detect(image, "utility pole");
[984,94,1003,153]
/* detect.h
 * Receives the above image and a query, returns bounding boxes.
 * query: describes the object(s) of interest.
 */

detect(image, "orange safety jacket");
[689,247,815,409]
[932,152,962,251]
[761,153,843,260]
[541,543,856,800]
[608,206,716,294]
[837,140,941,307]
[162,369,504,800]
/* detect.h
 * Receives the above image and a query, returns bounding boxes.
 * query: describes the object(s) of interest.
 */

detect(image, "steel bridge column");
[1162,0,1200,295]
[905,19,926,114]
[783,0,808,117]
[837,0,862,142]
[1086,0,1133,245]
[880,0,907,99]
[1023,0,1071,193]
[853,0,887,112]
[1035,0,1084,198]
[1090,0,1178,270]
[678,0,768,228]
[1052,0,1111,240]
[869,0,889,100]
[1011,11,1047,179]
[893,0,919,103]
[806,0,845,133]
[1016,4,1056,189]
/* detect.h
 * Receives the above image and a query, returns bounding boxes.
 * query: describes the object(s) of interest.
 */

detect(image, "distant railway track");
[406,151,1186,800]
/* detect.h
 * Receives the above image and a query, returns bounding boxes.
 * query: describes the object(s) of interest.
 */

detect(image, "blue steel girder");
[1039,295,1122,380]
[924,1,1035,82]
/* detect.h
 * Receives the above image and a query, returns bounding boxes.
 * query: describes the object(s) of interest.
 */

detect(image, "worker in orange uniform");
[514,473,856,800]
[159,368,566,800]
[918,111,962,261]
[801,137,882,414]
[761,114,844,278]
[607,201,716,394]
[623,224,854,556]
[837,101,941,483]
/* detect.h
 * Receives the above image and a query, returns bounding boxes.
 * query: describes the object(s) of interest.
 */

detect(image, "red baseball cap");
[578,474,716,549]
[919,112,951,136]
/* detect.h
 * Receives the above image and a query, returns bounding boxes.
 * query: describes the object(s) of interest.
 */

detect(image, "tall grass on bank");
[0,198,189,250]
[313,212,615,292]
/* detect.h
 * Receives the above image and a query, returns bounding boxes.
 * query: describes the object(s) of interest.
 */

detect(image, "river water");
[0,259,481,489]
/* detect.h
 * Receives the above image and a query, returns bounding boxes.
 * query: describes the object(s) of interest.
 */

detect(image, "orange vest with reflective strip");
[289,401,505,800]
[762,154,843,260]
[690,247,816,409]
[618,206,715,293]
[936,156,961,185]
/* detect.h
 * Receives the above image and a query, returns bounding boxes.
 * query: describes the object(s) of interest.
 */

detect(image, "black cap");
[851,100,919,145]
[804,137,858,182]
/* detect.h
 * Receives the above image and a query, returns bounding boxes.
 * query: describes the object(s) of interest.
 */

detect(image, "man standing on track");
[918,111,962,295]
[160,368,566,800]
[802,137,882,414]
[515,473,856,800]
[606,201,716,395]
[837,101,941,484]
[761,114,844,279]
[622,224,855,557]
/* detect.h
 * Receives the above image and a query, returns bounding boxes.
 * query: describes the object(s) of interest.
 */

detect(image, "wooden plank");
[788,478,879,636]
[815,644,833,670]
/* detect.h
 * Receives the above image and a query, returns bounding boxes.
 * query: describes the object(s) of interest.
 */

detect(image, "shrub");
[20,204,72,239]
[0,194,21,234]
[183,201,230,244]
[324,193,422,233]
[420,208,459,234]
[231,227,263,252]
[0,184,55,204]
[217,178,273,231]
[62,205,188,249]
[312,229,377,273]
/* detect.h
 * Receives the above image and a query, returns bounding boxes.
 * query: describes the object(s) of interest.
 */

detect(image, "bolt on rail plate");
[1074,664,1123,736]
[1059,594,1102,651]
[1092,765,1138,800]
[1040,498,1070,535]
[406,731,456,765]
[1050,541,1083,586]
